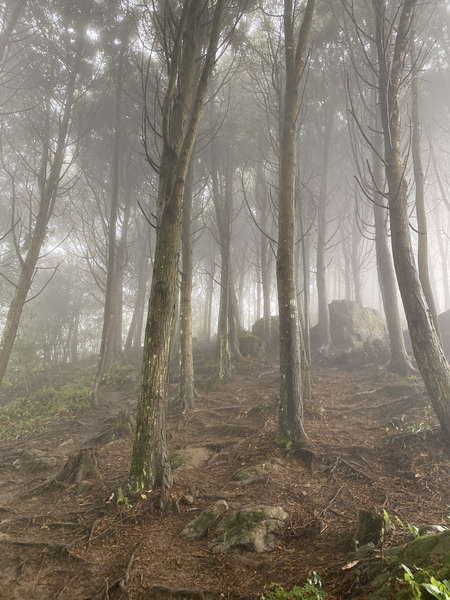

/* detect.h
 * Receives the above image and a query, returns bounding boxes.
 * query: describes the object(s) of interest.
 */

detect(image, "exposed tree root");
[86,411,135,447]
[27,448,99,493]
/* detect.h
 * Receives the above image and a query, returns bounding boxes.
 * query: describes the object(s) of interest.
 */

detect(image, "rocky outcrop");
[232,459,285,481]
[169,447,213,470]
[181,500,228,541]
[252,316,279,348]
[209,505,288,553]
[327,300,387,349]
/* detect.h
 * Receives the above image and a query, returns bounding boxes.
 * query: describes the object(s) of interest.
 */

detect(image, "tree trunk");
[276,0,315,448]
[178,161,196,410]
[129,0,225,492]
[370,111,413,375]
[211,140,232,379]
[0,33,85,385]
[256,158,272,348]
[375,0,450,441]
[410,38,440,339]
[125,229,152,355]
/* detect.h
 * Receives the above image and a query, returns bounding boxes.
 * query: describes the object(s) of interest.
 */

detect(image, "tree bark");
[91,30,127,407]
[370,108,414,375]
[211,140,232,379]
[276,0,315,448]
[374,0,450,441]
[410,38,440,339]
[129,0,225,492]
[178,161,196,410]
[315,100,335,348]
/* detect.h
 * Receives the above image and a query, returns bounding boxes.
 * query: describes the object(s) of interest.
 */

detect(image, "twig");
[123,540,144,586]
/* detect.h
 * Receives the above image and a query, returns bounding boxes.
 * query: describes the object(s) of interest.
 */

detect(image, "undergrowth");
[260,573,325,599]
[0,383,91,440]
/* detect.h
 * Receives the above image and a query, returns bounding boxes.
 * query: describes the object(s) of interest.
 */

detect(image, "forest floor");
[1,348,450,600]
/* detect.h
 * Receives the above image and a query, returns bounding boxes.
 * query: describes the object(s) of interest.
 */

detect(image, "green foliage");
[382,425,396,443]
[117,486,133,509]
[408,422,434,439]
[402,565,450,599]
[0,383,91,439]
[395,516,420,539]
[260,574,324,600]
[382,510,420,539]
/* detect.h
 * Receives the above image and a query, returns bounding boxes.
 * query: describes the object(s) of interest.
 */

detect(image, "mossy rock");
[210,505,288,553]
[232,459,285,481]
[169,447,213,470]
[387,529,450,566]
[238,331,264,357]
[180,500,228,541]
[366,530,450,599]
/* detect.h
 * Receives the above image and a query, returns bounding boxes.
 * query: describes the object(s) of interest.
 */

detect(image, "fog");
[0,0,449,384]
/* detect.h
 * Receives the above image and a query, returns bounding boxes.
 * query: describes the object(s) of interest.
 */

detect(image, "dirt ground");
[1,349,450,600]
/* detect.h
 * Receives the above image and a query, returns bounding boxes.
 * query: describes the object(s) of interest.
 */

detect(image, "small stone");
[0,533,11,541]
[355,542,375,558]
[418,525,447,537]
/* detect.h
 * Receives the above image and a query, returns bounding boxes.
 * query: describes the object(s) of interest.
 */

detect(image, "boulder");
[438,309,450,358]
[365,528,450,599]
[169,447,213,470]
[238,331,264,356]
[328,300,387,348]
[210,505,288,553]
[232,459,285,481]
[404,309,450,360]
[180,500,228,541]
[252,316,279,348]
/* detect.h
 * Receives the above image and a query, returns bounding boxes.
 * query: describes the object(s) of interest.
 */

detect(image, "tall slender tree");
[374,0,450,441]
[276,0,315,448]
[129,0,227,496]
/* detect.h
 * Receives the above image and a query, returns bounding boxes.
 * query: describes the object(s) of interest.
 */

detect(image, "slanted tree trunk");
[129,0,225,493]
[374,0,450,441]
[276,0,315,448]
[370,103,414,375]
[0,32,86,386]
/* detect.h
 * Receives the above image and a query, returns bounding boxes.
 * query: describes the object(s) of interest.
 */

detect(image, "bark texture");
[374,0,450,441]
[276,0,315,447]
[129,0,225,492]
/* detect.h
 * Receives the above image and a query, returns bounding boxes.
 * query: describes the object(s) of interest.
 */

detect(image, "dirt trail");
[1,355,450,599]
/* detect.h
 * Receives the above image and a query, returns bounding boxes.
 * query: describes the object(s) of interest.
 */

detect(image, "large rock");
[438,309,450,358]
[209,505,288,553]
[180,500,228,541]
[404,309,450,360]
[232,459,285,481]
[252,316,279,348]
[326,300,387,349]
[365,528,450,599]
[169,447,213,470]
